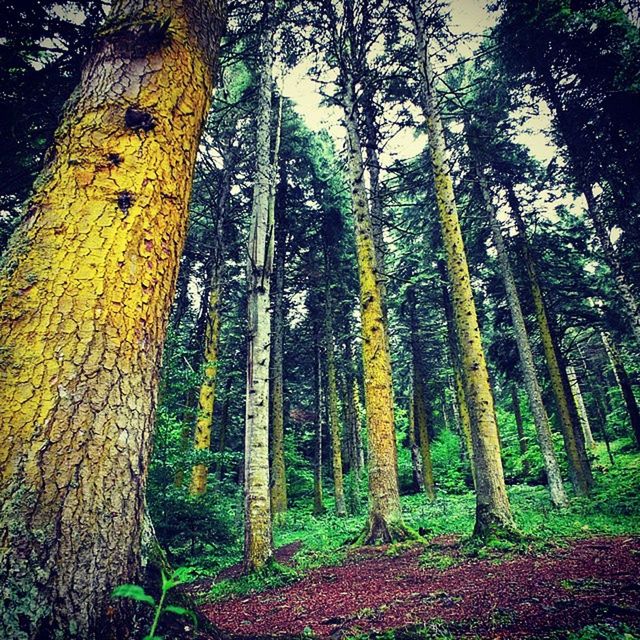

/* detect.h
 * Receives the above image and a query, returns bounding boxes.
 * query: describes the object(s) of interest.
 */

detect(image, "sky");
[282,0,557,169]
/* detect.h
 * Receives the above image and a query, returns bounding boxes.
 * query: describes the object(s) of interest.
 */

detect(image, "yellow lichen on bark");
[342,78,405,543]
[0,1,224,637]
[414,378,435,501]
[411,6,515,538]
[190,278,221,496]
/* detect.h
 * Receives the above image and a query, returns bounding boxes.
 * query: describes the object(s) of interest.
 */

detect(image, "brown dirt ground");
[199,535,640,639]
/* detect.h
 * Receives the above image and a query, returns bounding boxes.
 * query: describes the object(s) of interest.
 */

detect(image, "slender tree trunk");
[189,160,230,495]
[270,149,288,523]
[412,7,515,538]
[440,261,475,487]
[406,284,435,500]
[0,1,224,637]
[408,392,425,492]
[510,385,531,478]
[244,8,275,573]
[323,250,346,515]
[566,364,596,450]
[216,377,232,481]
[341,73,405,543]
[475,166,568,507]
[506,184,593,495]
[313,338,326,516]
[601,332,640,447]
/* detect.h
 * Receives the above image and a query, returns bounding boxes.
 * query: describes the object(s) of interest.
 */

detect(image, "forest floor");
[200,535,640,639]
[180,442,640,639]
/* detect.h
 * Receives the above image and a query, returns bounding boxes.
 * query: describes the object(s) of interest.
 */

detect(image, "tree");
[0,0,225,637]
[409,0,516,538]
[243,1,277,573]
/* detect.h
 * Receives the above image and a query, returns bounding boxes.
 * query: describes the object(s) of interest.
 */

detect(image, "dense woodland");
[1,1,640,639]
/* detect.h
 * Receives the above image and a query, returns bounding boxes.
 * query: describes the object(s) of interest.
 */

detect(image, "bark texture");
[0,0,224,637]
[244,7,275,573]
[475,168,568,508]
[412,5,515,538]
[342,76,405,543]
[507,185,593,495]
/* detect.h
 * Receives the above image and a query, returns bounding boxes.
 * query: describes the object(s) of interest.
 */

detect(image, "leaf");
[112,584,156,606]
[164,604,197,625]
[168,566,196,588]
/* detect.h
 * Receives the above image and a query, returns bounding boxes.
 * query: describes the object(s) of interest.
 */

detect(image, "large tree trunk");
[341,74,406,544]
[412,5,515,539]
[475,167,568,508]
[506,184,593,495]
[0,1,224,637]
[244,7,276,573]
[270,138,288,524]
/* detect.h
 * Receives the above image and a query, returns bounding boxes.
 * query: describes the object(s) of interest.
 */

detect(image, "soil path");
[201,536,640,638]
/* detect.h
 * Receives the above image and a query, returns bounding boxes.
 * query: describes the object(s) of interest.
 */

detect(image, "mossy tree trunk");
[412,4,515,538]
[474,165,568,508]
[342,74,407,543]
[270,155,288,524]
[313,337,326,516]
[323,246,346,516]
[506,184,593,495]
[0,0,225,637]
[510,385,530,478]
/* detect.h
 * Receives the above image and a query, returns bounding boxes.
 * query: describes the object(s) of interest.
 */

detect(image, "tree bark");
[313,338,326,516]
[0,0,224,637]
[412,4,515,538]
[341,74,406,543]
[323,249,346,515]
[407,392,425,492]
[270,136,288,523]
[506,183,594,495]
[475,166,568,507]
[244,6,276,573]
[566,364,597,450]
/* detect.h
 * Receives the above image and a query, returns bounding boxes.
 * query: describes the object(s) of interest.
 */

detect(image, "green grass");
[202,440,639,601]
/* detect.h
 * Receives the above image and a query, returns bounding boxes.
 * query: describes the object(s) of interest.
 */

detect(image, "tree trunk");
[407,392,425,492]
[244,7,275,573]
[270,142,288,524]
[406,283,435,500]
[475,166,568,507]
[216,377,232,481]
[510,385,531,478]
[412,7,515,539]
[0,1,224,637]
[439,260,475,487]
[189,164,229,495]
[313,338,326,516]
[341,74,406,543]
[601,332,640,447]
[506,184,594,495]
[566,364,597,450]
[323,250,346,515]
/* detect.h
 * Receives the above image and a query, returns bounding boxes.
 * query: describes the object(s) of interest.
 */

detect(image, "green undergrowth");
[200,441,638,602]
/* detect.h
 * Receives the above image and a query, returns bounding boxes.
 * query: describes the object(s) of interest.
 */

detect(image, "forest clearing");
[1,0,640,639]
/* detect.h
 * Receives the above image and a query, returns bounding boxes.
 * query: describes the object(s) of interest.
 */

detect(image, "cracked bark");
[0,0,224,637]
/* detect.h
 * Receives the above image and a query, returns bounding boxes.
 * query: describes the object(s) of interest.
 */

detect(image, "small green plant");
[112,567,196,640]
